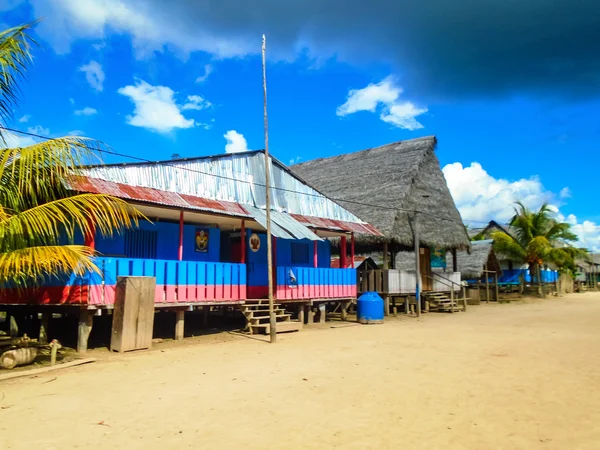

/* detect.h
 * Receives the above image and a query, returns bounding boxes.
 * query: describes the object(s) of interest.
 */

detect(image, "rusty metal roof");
[70,176,249,217]
[291,214,384,236]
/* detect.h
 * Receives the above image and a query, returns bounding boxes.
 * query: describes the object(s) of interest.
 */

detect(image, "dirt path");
[1,293,600,449]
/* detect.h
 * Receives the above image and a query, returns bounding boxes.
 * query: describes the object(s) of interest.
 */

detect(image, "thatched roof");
[448,240,502,279]
[292,136,470,251]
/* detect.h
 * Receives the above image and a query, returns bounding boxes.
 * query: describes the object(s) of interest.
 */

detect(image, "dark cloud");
[33,0,600,100]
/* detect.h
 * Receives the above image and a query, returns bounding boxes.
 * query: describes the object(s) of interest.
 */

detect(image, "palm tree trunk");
[537,264,545,298]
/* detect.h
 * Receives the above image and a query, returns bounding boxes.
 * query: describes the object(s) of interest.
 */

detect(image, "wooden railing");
[276,266,357,300]
[88,257,246,305]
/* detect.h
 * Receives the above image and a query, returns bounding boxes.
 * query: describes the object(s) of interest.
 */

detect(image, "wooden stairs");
[240,300,302,335]
[424,292,465,313]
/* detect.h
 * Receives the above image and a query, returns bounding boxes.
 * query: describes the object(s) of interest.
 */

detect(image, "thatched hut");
[448,240,502,280]
[292,136,470,275]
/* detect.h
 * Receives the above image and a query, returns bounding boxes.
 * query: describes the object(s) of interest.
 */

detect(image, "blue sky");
[2,0,600,249]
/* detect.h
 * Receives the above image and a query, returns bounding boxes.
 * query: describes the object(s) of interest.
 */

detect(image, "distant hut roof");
[292,136,470,252]
[448,240,502,279]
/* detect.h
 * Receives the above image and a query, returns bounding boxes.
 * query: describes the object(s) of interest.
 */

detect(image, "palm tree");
[0,23,141,288]
[491,202,583,293]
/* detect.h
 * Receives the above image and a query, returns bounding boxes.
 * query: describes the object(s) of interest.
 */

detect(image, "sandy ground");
[1,293,600,450]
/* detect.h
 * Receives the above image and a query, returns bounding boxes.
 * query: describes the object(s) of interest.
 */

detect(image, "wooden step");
[251,320,302,335]
[249,314,292,323]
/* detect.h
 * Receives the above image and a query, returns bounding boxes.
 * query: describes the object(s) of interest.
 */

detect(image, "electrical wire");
[0,124,507,227]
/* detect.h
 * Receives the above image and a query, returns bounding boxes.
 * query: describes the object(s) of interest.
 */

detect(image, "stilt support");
[39,312,50,345]
[77,309,94,354]
[319,303,326,324]
[175,310,185,340]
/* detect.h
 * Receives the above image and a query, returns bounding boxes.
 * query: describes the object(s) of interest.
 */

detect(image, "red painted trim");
[340,236,347,269]
[313,240,318,268]
[351,232,355,269]
[240,220,246,264]
[84,218,96,250]
[178,211,184,261]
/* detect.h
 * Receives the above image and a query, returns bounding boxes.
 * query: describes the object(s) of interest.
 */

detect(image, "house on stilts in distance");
[0,150,382,351]
[292,136,471,314]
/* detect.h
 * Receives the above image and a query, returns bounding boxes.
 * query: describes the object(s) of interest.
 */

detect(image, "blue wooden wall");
[95,220,221,262]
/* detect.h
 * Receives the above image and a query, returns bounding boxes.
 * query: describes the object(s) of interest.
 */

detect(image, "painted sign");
[288,269,298,289]
[430,247,447,269]
[195,229,209,252]
[249,233,261,252]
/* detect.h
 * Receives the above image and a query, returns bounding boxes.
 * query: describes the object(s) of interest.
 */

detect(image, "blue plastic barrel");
[357,291,384,324]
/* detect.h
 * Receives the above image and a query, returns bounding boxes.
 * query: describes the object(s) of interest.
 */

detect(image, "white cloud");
[336,76,427,131]
[196,64,213,83]
[289,156,301,165]
[118,79,196,133]
[224,130,249,153]
[74,106,98,116]
[559,187,571,199]
[69,98,75,105]
[68,129,86,136]
[18,114,31,123]
[443,161,600,251]
[28,0,253,59]
[181,95,211,111]
[1,125,49,148]
[79,60,105,92]
[92,41,106,51]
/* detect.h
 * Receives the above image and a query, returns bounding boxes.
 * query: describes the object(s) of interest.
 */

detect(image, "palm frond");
[0,245,98,287]
[0,23,36,134]
[491,231,527,262]
[0,193,143,251]
[0,136,104,209]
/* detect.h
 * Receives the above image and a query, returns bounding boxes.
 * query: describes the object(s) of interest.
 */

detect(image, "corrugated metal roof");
[245,206,322,241]
[70,176,249,217]
[81,151,365,224]
[291,214,384,236]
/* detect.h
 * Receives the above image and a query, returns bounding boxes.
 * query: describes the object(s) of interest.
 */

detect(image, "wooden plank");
[110,276,156,352]
[0,358,97,382]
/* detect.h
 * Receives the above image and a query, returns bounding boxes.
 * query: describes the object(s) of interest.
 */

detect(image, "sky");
[1,0,600,249]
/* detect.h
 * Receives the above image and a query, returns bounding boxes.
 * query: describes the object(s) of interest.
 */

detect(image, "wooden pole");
[485,263,490,303]
[383,241,389,270]
[494,272,499,301]
[414,214,421,317]
[262,35,276,343]
[178,211,184,261]
[340,236,347,269]
[452,248,457,273]
[350,232,355,269]
[240,220,246,264]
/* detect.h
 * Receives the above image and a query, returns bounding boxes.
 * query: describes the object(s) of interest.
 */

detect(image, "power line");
[0,125,517,228]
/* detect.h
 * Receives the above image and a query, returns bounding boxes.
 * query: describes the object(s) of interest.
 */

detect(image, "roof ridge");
[292,135,437,167]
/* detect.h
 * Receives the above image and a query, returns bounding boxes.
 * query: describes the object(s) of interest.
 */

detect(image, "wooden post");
[262,35,276,343]
[49,339,61,365]
[537,264,544,298]
[341,301,348,321]
[240,220,246,264]
[318,303,326,323]
[305,304,313,324]
[175,310,185,340]
[494,272,499,301]
[450,287,455,313]
[298,304,305,325]
[9,314,18,337]
[384,296,390,316]
[414,214,421,317]
[178,211,184,261]
[203,306,209,326]
[404,296,410,315]
[313,240,318,268]
[350,233,355,269]
[383,241,389,270]
[462,286,467,311]
[392,297,398,316]
[77,309,94,354]
[485,264,490,303]
[340,236,347,269]
[39,312,50,345]
[452,248,458,273]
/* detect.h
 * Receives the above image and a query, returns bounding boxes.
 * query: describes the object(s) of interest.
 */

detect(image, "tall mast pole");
[262,34,276,342]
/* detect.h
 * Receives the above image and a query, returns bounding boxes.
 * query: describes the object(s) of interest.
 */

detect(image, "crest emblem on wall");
[249,233,261,252]
[195,229,209,252]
